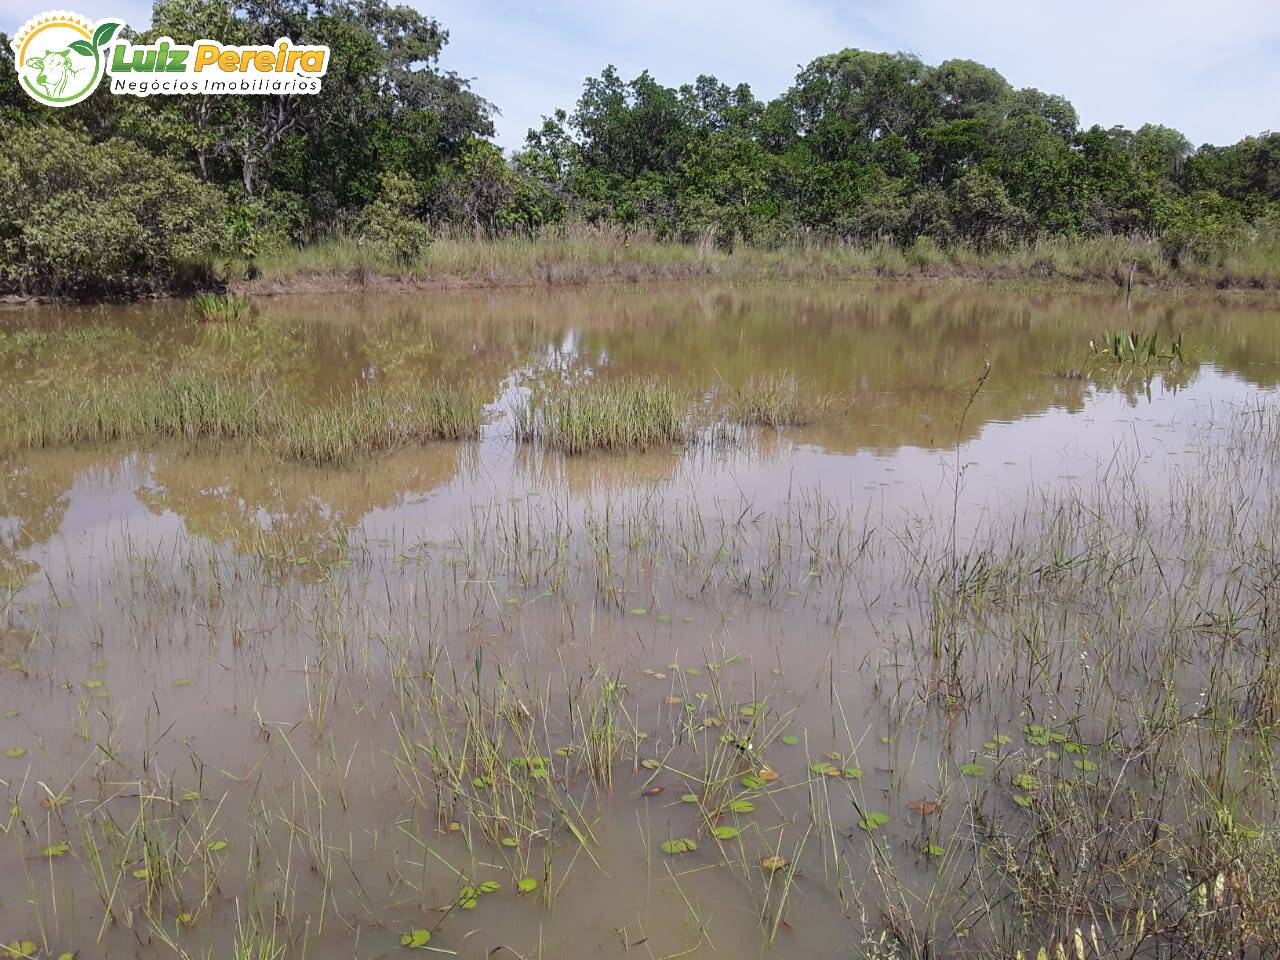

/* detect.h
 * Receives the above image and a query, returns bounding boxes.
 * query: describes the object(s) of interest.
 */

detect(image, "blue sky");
[9,0,1279,150]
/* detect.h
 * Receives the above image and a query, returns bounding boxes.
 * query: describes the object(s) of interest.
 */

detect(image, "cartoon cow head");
[26,49,81,99]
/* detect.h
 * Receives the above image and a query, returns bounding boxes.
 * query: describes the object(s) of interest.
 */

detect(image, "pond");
[2,280,1280,959]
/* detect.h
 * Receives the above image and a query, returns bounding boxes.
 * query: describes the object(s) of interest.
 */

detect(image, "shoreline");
[4,257,1279,309]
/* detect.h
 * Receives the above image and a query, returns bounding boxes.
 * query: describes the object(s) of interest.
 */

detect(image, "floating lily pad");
[173,678,193,687]
[400,928,432,948]
[728,799,755,813]
[1074,759,1098,772]
[924,844,945,857]
[5,747,27,758]
[780,735,800,746]
[2,941,37,959]
[42,842,70,858]
[206,839,229,851]
[82,679,104,690]
[660,837,697,854]
[858,812,890,831]
[640,759,661,770]
[1012,773,1038,791]
[517,877,538,893]
[842,767,863,780]
[1,710,18,719]
[477,880,500,893]
[740,775,764,789]
[958,763,987,777]
[808,761,840,777]
[628,608,648,616]
[680,794,699,803]
[182,791,201,802]
[711,825,740,840]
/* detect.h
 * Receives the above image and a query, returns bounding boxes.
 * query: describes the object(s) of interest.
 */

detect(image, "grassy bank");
[237,226,1280,297]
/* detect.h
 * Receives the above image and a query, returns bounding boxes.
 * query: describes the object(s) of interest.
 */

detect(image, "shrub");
[0,123,226,298]
[357,169,431,265]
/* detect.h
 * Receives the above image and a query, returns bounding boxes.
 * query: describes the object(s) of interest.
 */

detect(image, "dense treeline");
[2,0,1278,297]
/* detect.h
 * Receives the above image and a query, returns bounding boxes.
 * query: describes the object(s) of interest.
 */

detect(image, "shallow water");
[3,281,1280,959]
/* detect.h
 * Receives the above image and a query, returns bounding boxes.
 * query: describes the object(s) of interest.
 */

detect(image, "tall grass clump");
[269,382,483,464]
[513,378,686,454]
[0,373,262,450]
[192,292,252,322]
[0,374,482,463]
[722,373,833,427]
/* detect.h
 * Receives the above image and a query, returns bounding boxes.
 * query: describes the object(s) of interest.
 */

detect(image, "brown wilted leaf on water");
[642,786,664,797]
[907,799,939,816]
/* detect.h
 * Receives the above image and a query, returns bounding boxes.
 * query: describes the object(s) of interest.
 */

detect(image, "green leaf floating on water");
[780,735,800,745]
[400,928,432,948]
[958,763,987,777]
[924,844,945,857]
[858,812,890,831]
[711,825,739,840]
[42,842,70,857]
[517,877,538,893]
[501,836,518,847]
[680,793,699,803]
[728,799,754,813]
[477,880,500,893]
[660,837,696,854]
[5,747,27,758]
[2,942,37,959]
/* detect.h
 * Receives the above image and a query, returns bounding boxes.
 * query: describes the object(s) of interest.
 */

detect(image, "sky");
[8,0,1280,151]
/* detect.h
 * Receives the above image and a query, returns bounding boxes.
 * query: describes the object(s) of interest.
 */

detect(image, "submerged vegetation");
[5,391,1280,956]
[4,284,1280,955]
[2,1,1279,297]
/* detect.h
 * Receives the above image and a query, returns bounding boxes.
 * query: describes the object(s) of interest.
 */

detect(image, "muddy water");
[2,282,1280,959]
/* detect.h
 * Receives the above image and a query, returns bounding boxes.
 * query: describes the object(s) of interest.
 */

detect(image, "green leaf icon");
[69,40,94,57]
[93,22,121,48]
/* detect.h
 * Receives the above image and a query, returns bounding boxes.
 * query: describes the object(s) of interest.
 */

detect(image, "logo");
[11,10,329,106]
[12,11,121,106]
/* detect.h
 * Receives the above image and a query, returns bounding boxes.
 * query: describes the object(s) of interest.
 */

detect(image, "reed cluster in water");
[0,373,484,464]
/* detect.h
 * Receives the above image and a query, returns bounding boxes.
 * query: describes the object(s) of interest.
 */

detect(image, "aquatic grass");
[0,373,483,463]
[191,292,252,323]
[512,378,687,454]
[722,372,833,428]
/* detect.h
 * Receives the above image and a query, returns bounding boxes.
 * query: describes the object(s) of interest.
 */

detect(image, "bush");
[0,123,226,298]
[357,170,431,265]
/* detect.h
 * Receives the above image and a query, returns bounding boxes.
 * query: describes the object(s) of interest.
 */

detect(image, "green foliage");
[358,170,431,265]
[0,124,225,298]
[3,3,1279,299]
